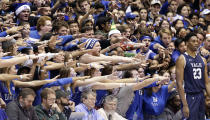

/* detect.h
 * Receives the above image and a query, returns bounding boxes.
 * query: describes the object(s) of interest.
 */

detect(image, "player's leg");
[186,94,199,120]
[198,92,205,120]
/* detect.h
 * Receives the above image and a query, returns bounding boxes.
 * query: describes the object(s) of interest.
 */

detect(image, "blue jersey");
[183,53,205,94]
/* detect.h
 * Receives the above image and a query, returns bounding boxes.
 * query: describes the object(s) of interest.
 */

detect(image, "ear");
[56,99,61,104]
[19,96,23,102]
[101,24,105,28]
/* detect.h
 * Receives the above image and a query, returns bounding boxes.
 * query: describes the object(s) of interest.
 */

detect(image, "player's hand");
[183,105,190,119]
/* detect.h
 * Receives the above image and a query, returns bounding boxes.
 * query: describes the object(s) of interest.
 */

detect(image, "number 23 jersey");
[183,53,205,94]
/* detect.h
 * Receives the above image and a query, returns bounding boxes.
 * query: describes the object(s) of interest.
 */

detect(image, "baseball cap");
[125,12,137,19]
[202,9,210,15]
[151,0,161,6]
[108,29,121,39]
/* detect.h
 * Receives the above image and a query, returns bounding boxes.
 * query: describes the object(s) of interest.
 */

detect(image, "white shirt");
[97,108,127,120]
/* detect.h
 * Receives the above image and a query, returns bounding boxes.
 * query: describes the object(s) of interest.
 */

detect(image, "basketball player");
[176,32,210,120]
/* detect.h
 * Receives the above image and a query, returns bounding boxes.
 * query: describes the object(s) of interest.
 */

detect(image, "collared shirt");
[75,103,104,120]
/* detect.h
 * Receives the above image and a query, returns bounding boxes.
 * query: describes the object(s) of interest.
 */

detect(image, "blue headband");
[85,39,98,49]
[139,36,152,41]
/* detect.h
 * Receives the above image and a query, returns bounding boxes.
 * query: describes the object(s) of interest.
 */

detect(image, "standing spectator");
[29,16,52,40]
[149,0,162,21]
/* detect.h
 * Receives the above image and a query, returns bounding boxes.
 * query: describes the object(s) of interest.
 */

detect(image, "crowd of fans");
[0,0,209,120]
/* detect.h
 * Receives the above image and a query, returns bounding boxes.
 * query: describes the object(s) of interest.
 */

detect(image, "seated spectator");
[75,88,104,120]
[35,88,66,120]
[6,88,38,120]
[163,91,182,120]
[55,89,75,120]
[97,95,126,120]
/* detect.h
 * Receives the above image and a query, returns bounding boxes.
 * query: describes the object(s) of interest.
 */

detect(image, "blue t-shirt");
[171,49,181,64]
[0,109,7,120]
[143,85,170,116]
[29,30,41,39]
[0,81,18,104]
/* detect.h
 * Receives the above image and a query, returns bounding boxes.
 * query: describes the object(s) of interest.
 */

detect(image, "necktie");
[108,114,112,120]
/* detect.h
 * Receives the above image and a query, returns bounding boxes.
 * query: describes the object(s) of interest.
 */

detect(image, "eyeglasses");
[47,98,56,102]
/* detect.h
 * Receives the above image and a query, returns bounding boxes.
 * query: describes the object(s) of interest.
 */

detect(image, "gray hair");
[104,95,118,104]
[80,88,96,102]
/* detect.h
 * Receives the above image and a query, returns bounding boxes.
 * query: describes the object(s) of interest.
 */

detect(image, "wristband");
[119,83,124,87]
[136,77,139,83]
[26,56,30,60]
[155,77,159,81]
[76,63,80,67]
[20,75,23,80]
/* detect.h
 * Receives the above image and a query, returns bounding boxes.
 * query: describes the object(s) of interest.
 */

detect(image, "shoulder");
[34,104,43,112]
[7,101,18,106]
[30,30,38,34]
[6,101,19,113]
[6,101,18,108]
[200,56,207,65]
[97,108,106,116]
[75,104,84,112]
[176,54,185,65]
[113,112,127,120]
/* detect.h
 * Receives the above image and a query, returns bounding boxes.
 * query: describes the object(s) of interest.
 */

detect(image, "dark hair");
[184,32,197,42]
[81,19,93,28]
[177,4,189,15]
[123,70,133,78]
[19,48,31,55]
[172,19,183,28]
[17,66,31,75]
[40,33,53,41]
[96,16,111,30]
[18,88,36,99]
[59,67,71,78]
[189,12,199,19]
[101,66,113,76]
[174,38,185,48]
[78,0,89,7]
[94,2,105,9]
[53,20,69,32]
[159,19,171,28]
[68,20,78,25]
[81,26,93,33]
